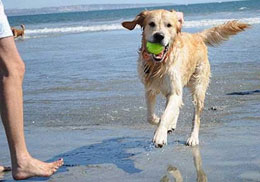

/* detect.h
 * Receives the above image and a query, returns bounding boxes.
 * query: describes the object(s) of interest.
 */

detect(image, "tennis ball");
[146,42,164,55]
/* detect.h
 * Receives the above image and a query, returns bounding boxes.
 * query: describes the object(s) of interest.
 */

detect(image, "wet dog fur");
[122,9,250,148]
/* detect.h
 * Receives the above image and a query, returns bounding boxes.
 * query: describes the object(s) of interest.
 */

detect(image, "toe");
[167,128,175,134]
[53,159,64,167]
[156,144,163,148]
[52,168,57,173]
[0,166,11,172]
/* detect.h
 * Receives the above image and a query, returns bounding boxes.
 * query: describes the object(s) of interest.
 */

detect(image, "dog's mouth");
[148,44,169,63]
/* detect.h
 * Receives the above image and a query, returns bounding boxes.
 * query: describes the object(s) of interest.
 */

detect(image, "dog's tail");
[21,24,25,30]
[198,20,250,47]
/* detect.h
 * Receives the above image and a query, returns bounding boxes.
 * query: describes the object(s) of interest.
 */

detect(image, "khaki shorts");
[0,0,13,38]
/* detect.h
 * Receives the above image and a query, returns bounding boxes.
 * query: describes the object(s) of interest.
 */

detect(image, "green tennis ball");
[146,42,164,55]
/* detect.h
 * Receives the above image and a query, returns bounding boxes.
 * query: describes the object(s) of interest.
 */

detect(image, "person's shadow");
[0,137,151,182]
[160,147,207,182]
[49,136,152,174]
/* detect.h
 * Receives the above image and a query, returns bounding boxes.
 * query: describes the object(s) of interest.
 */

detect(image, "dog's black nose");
[153,32,165,43]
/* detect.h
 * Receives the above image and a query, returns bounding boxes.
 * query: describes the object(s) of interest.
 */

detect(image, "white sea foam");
[239,7,248,10]
[183,17,260,28]
[24,17,260,37]
[25,24,123,35]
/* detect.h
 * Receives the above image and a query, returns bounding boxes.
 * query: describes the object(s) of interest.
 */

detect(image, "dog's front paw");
[148,115,160,125]
[186,134,199,146]
[153,126,168,148]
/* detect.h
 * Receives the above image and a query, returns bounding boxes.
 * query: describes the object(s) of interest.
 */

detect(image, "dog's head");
[122,9,183,62]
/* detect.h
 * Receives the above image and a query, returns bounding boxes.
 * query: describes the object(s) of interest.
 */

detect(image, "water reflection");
[160,147,207,182]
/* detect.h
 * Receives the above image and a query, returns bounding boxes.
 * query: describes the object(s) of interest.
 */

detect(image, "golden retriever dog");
[11,24,25,38]
[122,9,249,148]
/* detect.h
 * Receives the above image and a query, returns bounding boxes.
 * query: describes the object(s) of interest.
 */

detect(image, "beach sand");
[0,51,259,181]
[1,112,260,182]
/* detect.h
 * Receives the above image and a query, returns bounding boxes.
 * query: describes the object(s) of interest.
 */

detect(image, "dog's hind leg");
[186,93,204,146]
[186,61,210,146]
[145,90,160,125]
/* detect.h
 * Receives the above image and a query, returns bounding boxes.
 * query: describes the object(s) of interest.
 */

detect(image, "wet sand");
[1,77,260,182]
[1,117,260,182]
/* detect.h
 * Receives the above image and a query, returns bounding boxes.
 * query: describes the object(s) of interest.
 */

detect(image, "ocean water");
[8,0,260,38]
[6,0,260,129]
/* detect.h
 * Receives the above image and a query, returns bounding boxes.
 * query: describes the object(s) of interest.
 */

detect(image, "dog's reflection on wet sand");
[160,147,207,182]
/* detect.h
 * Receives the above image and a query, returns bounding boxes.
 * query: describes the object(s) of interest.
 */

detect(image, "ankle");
[11,152,31,169]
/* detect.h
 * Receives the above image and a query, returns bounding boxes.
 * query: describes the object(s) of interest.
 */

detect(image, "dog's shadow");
[160,147,207,182]
[49,137,152,174]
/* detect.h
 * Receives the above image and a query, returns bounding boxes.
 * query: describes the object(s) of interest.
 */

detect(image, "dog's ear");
[122,11,148,30]
[176,12,184,33]
[170,10,184,33]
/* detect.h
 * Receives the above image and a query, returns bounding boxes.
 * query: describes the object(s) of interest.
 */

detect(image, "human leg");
[0,36,63,180]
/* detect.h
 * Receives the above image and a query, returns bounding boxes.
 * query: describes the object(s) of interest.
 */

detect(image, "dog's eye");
[149,22,156,27]
[167,23,172,28]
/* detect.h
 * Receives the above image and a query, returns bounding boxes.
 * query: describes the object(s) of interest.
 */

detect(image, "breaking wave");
[24,17,260,38]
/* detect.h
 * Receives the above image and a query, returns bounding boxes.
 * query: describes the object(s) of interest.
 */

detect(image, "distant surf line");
[24,17,260,38]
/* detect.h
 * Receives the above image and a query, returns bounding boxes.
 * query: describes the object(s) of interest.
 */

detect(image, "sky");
[2,0,236,9]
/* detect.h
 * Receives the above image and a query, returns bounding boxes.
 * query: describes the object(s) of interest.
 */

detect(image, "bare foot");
[0,165,11,172]
[12,156,63,180]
